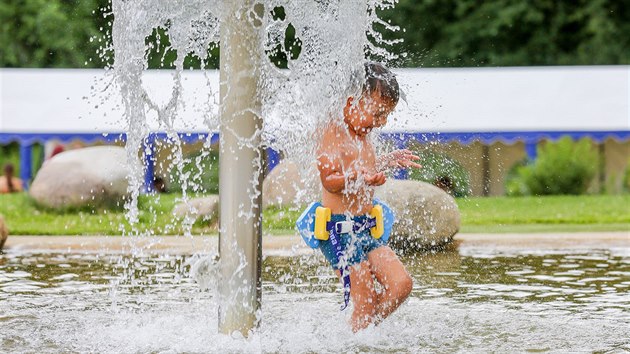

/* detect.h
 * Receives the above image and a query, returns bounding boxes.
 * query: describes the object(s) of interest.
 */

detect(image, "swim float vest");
[295,198,395,249]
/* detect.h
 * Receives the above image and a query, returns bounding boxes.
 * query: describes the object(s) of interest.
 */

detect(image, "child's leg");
[338,261,378,332]
[366,246,413,322]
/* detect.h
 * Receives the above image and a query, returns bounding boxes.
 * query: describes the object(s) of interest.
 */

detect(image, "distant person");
[435,176,454,194]
[49,145,65,159]
[152,176,168,193]
[0,163,24,194]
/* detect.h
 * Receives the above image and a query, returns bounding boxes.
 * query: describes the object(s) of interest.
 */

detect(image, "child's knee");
[399,273,413,299]
[391,272,413,300]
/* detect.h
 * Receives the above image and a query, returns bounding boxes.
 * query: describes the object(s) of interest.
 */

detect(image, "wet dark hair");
[363,62,399,104]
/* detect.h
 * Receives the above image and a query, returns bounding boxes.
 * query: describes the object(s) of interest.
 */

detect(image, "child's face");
[345,92,396,137]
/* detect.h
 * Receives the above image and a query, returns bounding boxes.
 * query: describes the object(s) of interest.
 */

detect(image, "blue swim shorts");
[318,214,387,270]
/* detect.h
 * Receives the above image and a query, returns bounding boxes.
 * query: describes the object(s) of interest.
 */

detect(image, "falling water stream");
[107,0,405,337]
[108,0,398,214]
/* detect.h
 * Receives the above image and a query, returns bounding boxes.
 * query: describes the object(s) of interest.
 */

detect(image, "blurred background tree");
[0,0,111,68]
[1,0,627,69]
[380,0,629,67]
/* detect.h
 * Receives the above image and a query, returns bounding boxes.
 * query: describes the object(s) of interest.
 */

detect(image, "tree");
[379,0,630,67]
[0,0,110,68]
[1,0,628,68]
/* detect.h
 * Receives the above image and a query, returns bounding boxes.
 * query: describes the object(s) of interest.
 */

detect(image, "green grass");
[0,193,628,235]
[263,195,630,234]
[0,193,217,235]
[457,195,630,232]
[460,223,630,233]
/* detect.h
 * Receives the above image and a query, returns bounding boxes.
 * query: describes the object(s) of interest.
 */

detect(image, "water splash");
[108,0,401,222]
[105,0,404,334]
[1,247,629,352]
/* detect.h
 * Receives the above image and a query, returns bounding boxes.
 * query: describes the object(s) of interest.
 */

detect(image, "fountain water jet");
[109,0,400,338]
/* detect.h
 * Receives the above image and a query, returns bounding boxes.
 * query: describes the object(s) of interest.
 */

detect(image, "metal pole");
[19,143,33,190]
[218,0,263,336]
[143,133,156,193]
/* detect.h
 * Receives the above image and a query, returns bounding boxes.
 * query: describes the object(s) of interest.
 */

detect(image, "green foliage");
[504,158,529,196]
[407,149,471,197]
[266,6,302,69]
[167,149,219,194]
[380,0,630,67]
[623,159,630,193]
[2,1,627,69]
[507,137,597,196]
[143,26,220,70]
[0,0,112,68]
[0,143,20,174]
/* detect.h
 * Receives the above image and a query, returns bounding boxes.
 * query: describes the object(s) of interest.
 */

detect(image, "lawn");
[0,193,215,236]
[0,193,628,235]
[457,195,630,233]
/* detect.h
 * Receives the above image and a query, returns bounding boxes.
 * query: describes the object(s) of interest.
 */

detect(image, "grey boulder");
[375,179,460,250]
[173,195,219,223]
[30,146,129,209]
[262,160,320,208]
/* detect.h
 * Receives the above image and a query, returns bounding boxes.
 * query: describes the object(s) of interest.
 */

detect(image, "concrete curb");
[2,232,627,254]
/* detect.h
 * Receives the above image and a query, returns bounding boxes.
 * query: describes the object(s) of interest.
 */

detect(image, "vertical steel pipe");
[19,143,33,190]
[217,0,263,337]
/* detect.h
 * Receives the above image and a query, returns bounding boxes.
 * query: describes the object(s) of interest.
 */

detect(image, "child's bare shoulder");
[319,122,345,148]
[317,122,345,165]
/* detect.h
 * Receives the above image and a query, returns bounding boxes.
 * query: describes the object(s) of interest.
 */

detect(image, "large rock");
[30,146,130,209]
[263,161,321,208]
[0,215,8,250]
[173,195,219,223]
[375,179,460,250]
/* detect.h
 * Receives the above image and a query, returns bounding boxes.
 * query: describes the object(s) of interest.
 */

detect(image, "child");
[316,62,421,332]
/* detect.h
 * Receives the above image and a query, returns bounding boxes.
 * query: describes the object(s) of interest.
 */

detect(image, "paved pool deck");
[3,232,628,255]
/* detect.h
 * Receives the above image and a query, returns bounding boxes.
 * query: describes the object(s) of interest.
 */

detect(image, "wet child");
[316,62,421,332]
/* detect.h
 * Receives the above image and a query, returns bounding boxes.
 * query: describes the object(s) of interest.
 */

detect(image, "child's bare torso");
[319,123,377,215]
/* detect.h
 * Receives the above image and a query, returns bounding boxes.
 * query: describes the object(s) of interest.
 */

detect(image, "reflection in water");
[1,244,629,352]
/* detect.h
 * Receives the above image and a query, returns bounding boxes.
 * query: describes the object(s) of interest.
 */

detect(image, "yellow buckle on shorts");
[369,204,385,239]
[313,203,385,240]
[314,206,331,241]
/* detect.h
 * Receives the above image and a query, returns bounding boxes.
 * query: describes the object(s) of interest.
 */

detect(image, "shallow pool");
[1,238,629,353]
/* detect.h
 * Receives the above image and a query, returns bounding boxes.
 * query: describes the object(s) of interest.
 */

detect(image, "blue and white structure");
[1,66,628,195]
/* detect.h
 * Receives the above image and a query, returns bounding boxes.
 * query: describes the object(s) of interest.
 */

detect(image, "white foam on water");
[2,294,629,353]
[2,248,630,352]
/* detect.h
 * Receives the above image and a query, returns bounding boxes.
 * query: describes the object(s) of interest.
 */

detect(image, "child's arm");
[317,152,357,193]
[319,152,386,190]
[377,149,422,173]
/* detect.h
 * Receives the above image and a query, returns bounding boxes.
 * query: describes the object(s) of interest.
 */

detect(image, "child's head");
[344,62,399,136]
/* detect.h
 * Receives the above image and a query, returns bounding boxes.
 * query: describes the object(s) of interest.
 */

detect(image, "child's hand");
[363,171,387,186]
[378,149,422,171]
